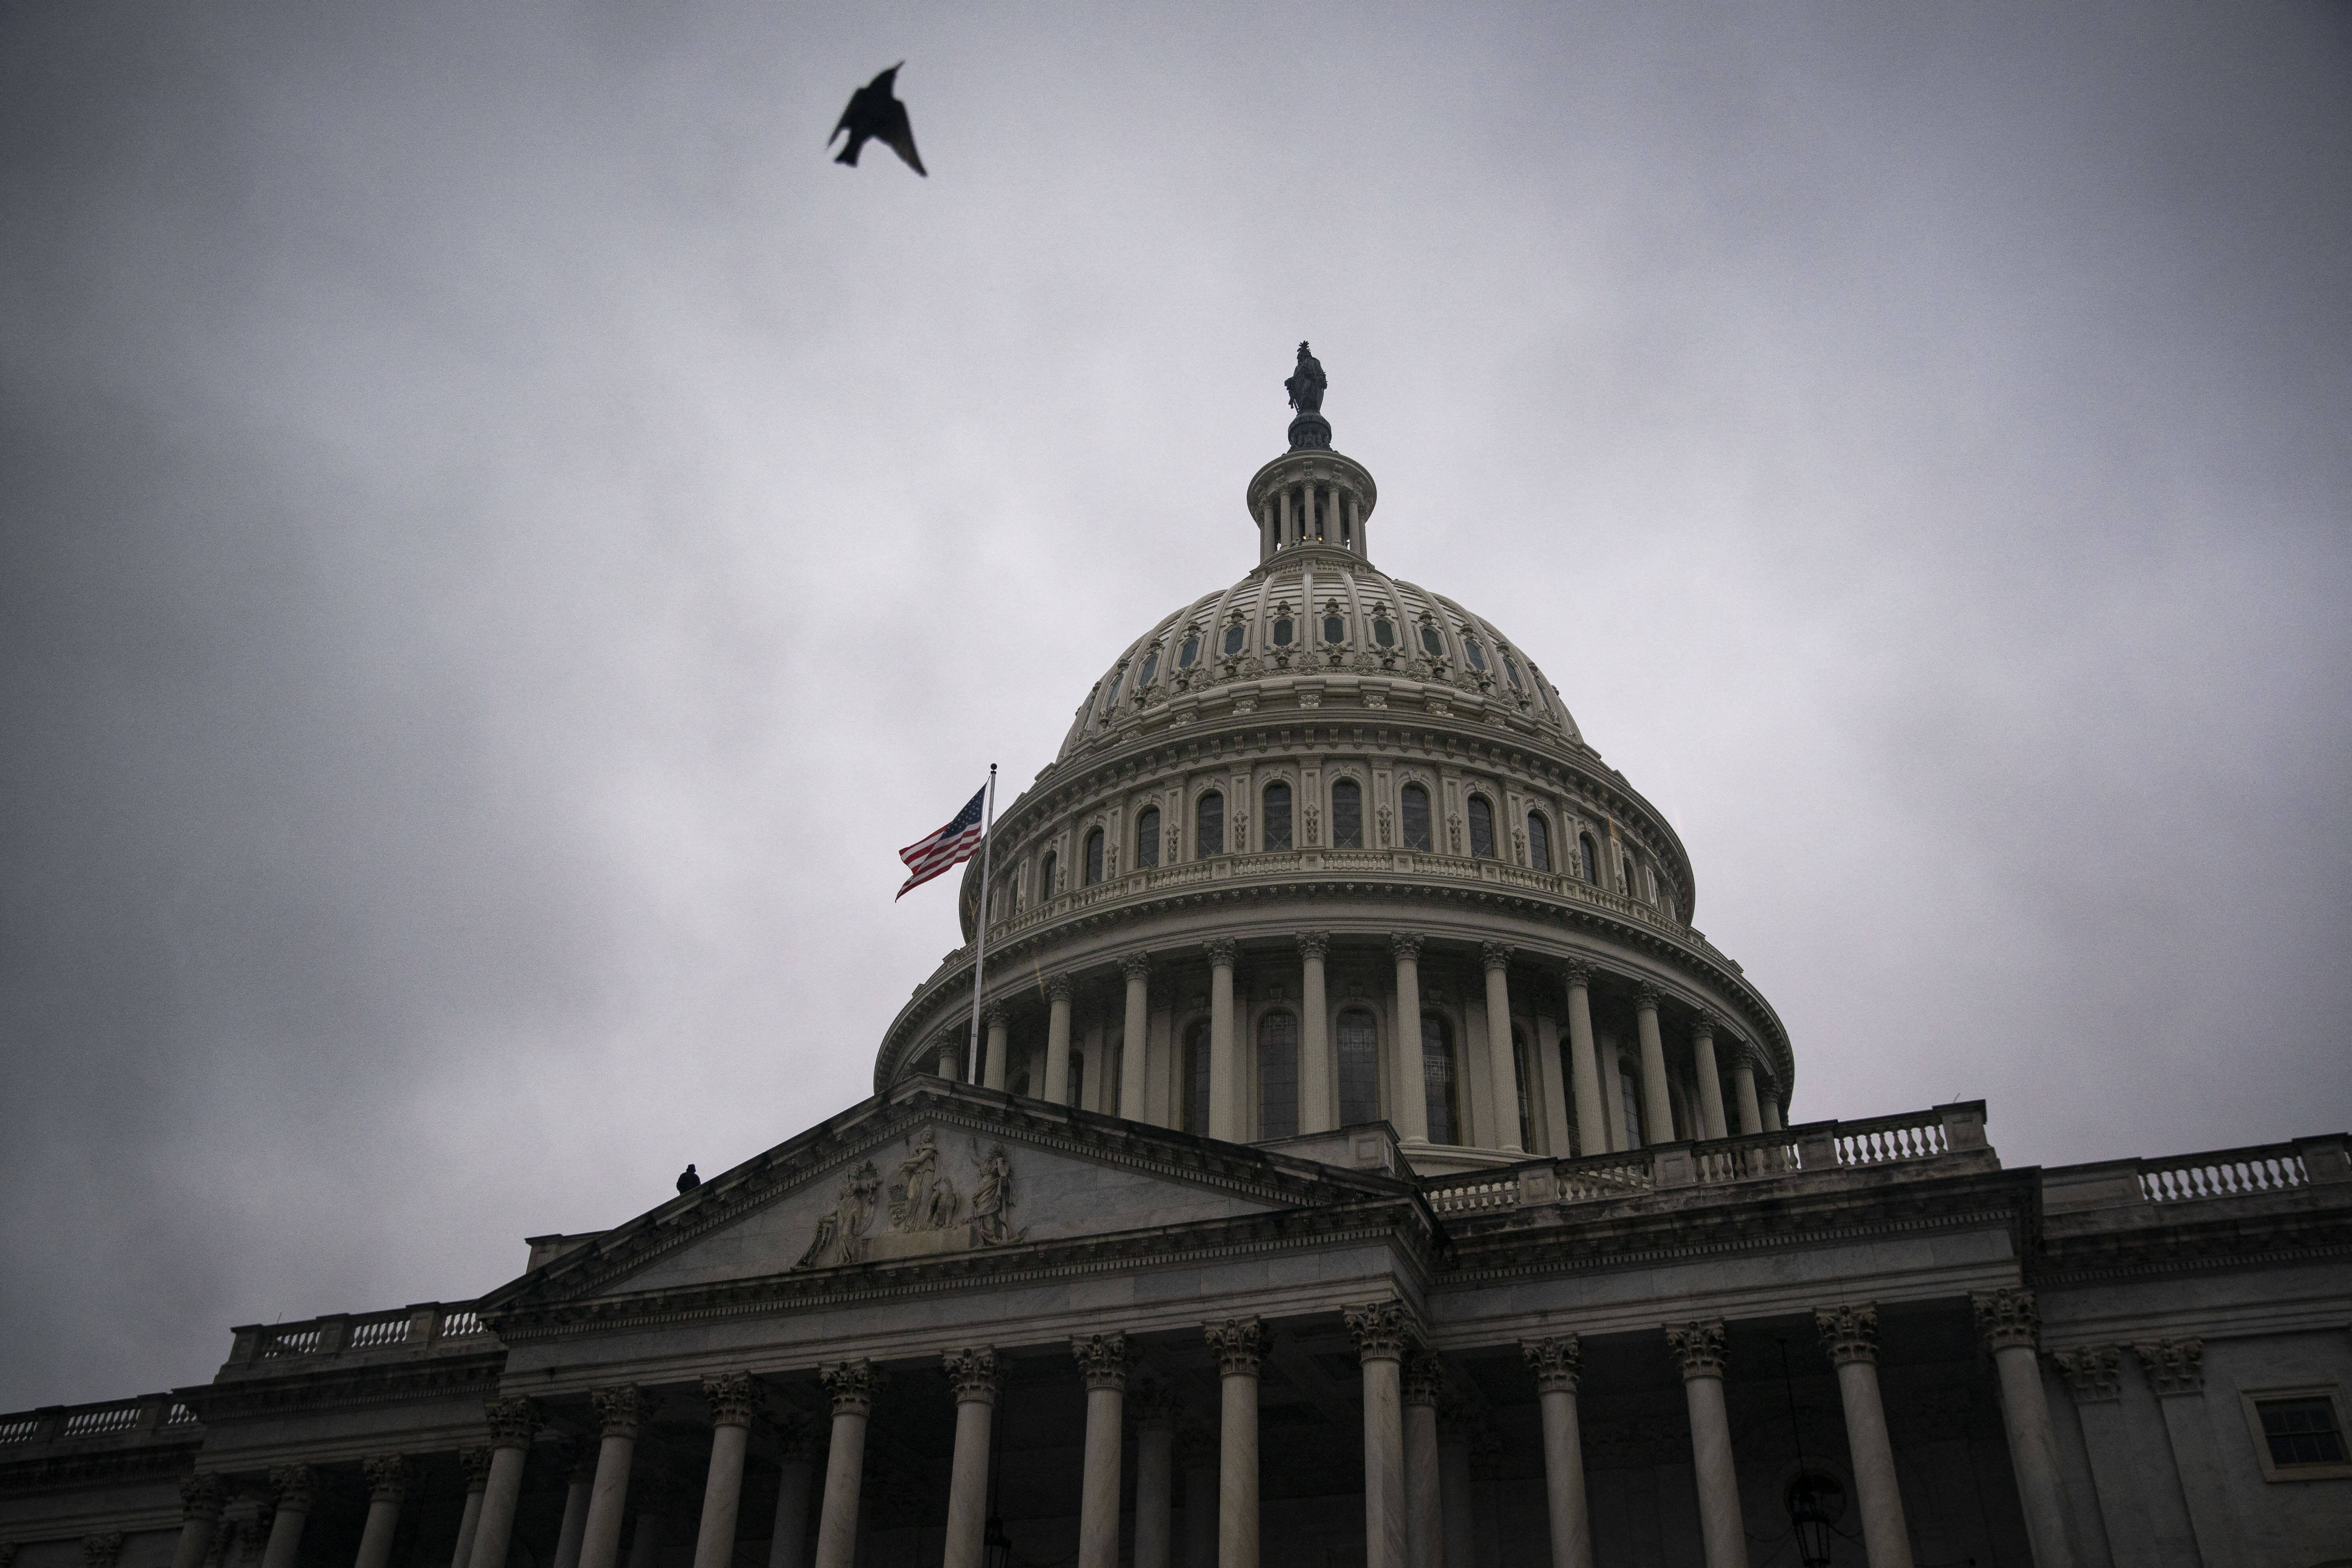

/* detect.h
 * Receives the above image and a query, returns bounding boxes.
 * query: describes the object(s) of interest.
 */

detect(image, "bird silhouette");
[830,64,926,176]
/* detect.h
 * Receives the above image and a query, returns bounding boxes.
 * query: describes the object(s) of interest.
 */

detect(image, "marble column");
[691,1375,761,1568]
[1045,974,1075,1104]
[1346,1301,1414,1568]
[1297,933,1333,1133]
[766,1417,819,1568]
[1635,988,1674,1145]
[941,1348,1002,1568]
[813,1361,886,1568]
[624,1493,670,1568]
[1178,1427,1219,1568]
[1436,1418,1473,1568]
[172,1475,229,1568]
[984,1006,1009,1092]
[577,1388,643,1568]
[1971,1290,2076,1568]
[1121,956,1153,1121]
[1760,1086,1784,1133]
[449,1449,491,1568]
[1666,1322,1748,1568]
[1204,1318,1271,1568]
[1481,943,1523,1153]
[355,1458,413,1568]
[1691,1014,1729,1142]
[1729,1049,1763,1137]
[1562,964,1607,1156]
[1073,1334,1131,1568]
[1816,1306,1913,1568]
[2133,1339,2243,1568]
[1522,1338,1593,1568]
[1132,1385,1179,1568]
[1206,940,1241,1141]
[552,1448,597,1568]
[1534,1016,1573,1158]
[1389,935,1431,1144]
[1402,1352,1444,1568]
[469,1396,539,1568]
[936,1042,962,1082]
[260,1466,315,1568]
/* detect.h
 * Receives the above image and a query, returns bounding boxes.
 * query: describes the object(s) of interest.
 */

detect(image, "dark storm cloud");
[4,1,2347,1410]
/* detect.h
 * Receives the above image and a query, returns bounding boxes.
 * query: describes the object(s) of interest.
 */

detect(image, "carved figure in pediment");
[889,1129,963,1232]
[797,1161,880,1268]
[968,1139,1027,1247]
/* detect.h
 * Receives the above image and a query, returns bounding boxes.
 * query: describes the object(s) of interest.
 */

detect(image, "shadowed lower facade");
[6,367,2349,1568]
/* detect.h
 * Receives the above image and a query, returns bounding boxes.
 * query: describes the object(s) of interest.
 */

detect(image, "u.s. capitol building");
[6,352,2348,1568]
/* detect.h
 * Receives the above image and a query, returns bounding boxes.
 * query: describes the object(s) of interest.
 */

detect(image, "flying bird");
[830,64,926,176]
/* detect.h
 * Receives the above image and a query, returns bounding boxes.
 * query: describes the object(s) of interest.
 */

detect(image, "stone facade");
[6,382,2349,1568]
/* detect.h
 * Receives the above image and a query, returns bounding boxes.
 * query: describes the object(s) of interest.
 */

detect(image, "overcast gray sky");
[4,0,2348,1413]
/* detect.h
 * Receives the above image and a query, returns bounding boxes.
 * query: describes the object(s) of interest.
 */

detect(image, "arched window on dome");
[1419,622,1445,659]
[1222,623,1246,657]
[1182,1019,1211,1133]
[1040,850,1058,898]
[1422,1014,1460,1145]
[1084,828,1105,886]
[1271,614,1294,648]
[1527,812,1551,872]
[1103,667,1124,713]
[1400,784,1433,851]
[1462,636,1488,674]
[1323,609,1346,646]
[1578,832,1599,884]
[1467,795,1496,859]
[1258,1010,1298,1140]
[1373,614,1397,649]
[1262,781,1292,851]
[1136,806,1161,869]
[1503,654,1524,692]
[1331,779,1363,849]
[1337,1010,1380,1125]
[1139,648,1160,687]
[1178,630,1201,669]
[1196,792,1225,857]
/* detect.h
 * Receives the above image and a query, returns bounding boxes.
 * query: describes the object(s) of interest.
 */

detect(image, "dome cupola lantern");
[1252,341,1377,565]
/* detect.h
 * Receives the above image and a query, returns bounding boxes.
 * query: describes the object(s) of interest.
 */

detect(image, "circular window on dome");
[1178,631,1200,669]
[1223,623,1246,657]
[1374,615,1396,649]
[1272,616,1294,647]
[1419,623,1445,659]
[1323,613,1345,645]
[1140,649,1160,685]
[1462,637,1488,673]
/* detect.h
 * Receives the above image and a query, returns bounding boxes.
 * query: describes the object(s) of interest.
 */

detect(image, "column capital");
[2051,1346,2122,1403]
[360,1455,413,1502]
[590,1383,645,1438]
[1296,931,1331,962]
[1400,1349,1445,1408]
[1664,1319,1727,1381]
[1388,932,1425,963]
[1202,938,1239,968]
[459,1446,494,1491]
[1120,952,1153,981]
[1046,974,1075,1003]
[942,1346,1003,1403]
[2131,1337,2205,1396]
[1129,1381,1181,1429]
[1814,1303,1879,1367]
[180,1474,231,1523]
[1479,941,1514,973]
[1520,1334,1582,1394]
[821,1359,888,1416]
[983,1003,1008,1029]
[1970,1287,2040,1353]
[1203,1317,1272,1377]
[701,1372,761,1429]
[1633,985,1662,1012]
[1343,1298,1423,1363]
[1690,1010,1719,1040]
[1561,960,1594,990]
[1071,1332,1131,1391]
[268,1464,316,1510]
[82,1536,124,1568]
[485,1395,539,1451]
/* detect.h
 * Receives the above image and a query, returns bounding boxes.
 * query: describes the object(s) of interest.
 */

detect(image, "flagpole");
[966,764,998,1085]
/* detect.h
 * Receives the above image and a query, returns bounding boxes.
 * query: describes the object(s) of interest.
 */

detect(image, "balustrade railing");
[1427,1177,1518,1214]
[59,1400,144,1437]
[0,1394,194,1449]
[1833,1110,1952,1166]
[2139,1144,2309,1202]
[227,1300,489,1371]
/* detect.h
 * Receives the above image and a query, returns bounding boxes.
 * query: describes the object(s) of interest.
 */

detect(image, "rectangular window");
[1196,793,1224,856]
[2260,1397,2347,1466]
[1332,781,1363,848]
[1337,1011,1380,1125]
[1263,783,1293,851]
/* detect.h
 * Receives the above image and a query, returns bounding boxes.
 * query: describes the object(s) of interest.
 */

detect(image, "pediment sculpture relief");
[795,1161,881,1269]
[794,1131,1025,1270]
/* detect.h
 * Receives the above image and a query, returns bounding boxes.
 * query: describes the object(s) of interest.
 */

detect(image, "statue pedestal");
[1286,412,1331,450]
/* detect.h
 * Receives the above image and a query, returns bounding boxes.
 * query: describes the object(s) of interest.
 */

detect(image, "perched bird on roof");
[677,1163,701,1194]
[830,64,926,176]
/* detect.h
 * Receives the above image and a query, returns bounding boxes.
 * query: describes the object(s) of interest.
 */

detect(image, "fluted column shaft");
[936,1043,961,1082]
[1760,1090,1784,1132]
[1691,1019,1728,1141]
[261,1468,315,1568]
[172,1478,228,1568]
[1668,1324,1748,1568]
[1975,1292,2077,1568]
[1121,959,1151,1121]
[1524,1340,1592,1568]
[1563,968,1607,1155]
[469,1399,538,1568]
[1402,1355,1443,1568]
[942,1350,1001,1568]
[1730,1056,1763,1136]
[813,1362,885,1568]
[1207,942,1240,1141]
[449,1451,489,1568]
[1635,990,1674,1144]
[1180,1442,1218,1568]
[1133,1393,1177,1568]
[984,1007,1009,1092]
[692,1376,759,1568]
[1045,977,1075,1104]
[1390,936,1430,1144]
[1074,1335,1130,1568]
[1817,1308,1913,1568]
[356,1460,411,1568]
[1298,935,1332,1134]
[1347,1303,1414,1568]
[1205,1320,1270,1568]
[577,1390,642,1568]
[1481,945,1522,1152]
[767,1429,817,1568]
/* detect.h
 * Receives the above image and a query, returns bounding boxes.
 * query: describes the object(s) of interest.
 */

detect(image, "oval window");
[1374,617,1396,648]
[1178,632,1199,669]
[1463,638,1488,673]
[1140,649,1160,685]
[1420,624,1444,658]
[1223,624,1246,656]
[1272,617,1294,647]
[1324,614,1345,645]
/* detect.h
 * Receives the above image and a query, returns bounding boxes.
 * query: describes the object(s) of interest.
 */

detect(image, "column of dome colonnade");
[913,933,1790,1162]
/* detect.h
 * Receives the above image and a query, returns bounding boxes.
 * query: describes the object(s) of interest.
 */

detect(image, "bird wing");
[877,98,925,176]
[829,85,869,146]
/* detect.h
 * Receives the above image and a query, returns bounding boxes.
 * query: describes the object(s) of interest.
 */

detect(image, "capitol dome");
[879,350,1791,1175]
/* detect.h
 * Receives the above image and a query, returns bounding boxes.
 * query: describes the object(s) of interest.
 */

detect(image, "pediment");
[494,1082,1409,1308]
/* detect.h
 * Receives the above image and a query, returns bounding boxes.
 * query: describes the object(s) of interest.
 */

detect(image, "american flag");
[896,785,988,899]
